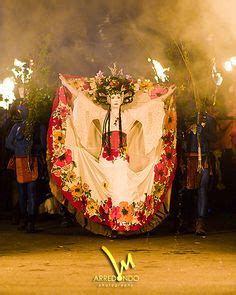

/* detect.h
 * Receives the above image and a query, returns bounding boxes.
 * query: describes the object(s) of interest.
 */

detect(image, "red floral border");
[47,86,177,232]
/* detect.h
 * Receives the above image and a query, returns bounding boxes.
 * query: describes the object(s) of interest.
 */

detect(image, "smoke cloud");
[0,0,235,82]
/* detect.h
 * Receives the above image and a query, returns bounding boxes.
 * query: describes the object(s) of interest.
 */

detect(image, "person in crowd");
[180,107,217,236]
[5,102,46,233]
[0,101,23,221]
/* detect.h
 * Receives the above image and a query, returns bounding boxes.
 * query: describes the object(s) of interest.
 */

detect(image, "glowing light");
[230,56,236,66]
[148,58,169,83]
[0,77,16,109]
[224,61,233,72]
[12,58,33,84]
[212,59,223,86]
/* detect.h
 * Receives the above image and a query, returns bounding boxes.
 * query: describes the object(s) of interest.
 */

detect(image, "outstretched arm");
[59,74,82,97]
[59,74,104,113]
[159,84,176,101]
[147,84,176,108]
[130,84,176,117]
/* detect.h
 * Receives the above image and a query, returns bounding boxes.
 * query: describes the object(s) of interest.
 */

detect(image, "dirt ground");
[0,213,235,295]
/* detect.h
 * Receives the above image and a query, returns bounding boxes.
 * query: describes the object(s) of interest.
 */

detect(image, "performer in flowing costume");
[47,66,177,236]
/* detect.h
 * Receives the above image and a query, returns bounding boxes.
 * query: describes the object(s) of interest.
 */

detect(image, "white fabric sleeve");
[72,92,105,148]
[127,98,165,154]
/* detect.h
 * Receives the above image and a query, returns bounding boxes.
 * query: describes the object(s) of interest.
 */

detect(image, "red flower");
[53,116,62,127]
[125,154,130,162]
[161,146,175,163]
[103,197,112,214]
[109,206,122,220]
[137,210,147,224]
[162,132,174,144]
[145,195,154,210]
[99,206,109,222]
[154,162,168,183]
[55,149,72,167]
[59,106,69,118]
[83,81,91,90]
[106,155,114,161]
[76,195,87,211]
[102,147,119,161]
[150,84,167,99]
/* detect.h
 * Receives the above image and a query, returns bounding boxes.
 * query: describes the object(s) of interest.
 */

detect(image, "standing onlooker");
[181,110,217,235]
[5,103,46,233]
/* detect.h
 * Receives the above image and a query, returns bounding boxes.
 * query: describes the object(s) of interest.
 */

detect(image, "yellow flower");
[82,183,90,192]
[65,171,76,182]
[140,80,154,90]
[53,129,65,144]
[153,185,165,198]
[69,79,84,90]
[71,185,83,201]
[86,199,99,217]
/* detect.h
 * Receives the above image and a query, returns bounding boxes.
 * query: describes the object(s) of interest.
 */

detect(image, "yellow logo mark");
[101,246,135,282]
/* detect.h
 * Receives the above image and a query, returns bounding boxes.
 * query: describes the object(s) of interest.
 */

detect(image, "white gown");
[48,83,176,233]
[66,92,165,206]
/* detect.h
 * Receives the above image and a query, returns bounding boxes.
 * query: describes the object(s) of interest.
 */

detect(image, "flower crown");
[67,64,166,105]
[95,64,135,105]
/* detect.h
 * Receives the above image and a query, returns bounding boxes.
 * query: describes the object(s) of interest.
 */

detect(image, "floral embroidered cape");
[47,77,177,233]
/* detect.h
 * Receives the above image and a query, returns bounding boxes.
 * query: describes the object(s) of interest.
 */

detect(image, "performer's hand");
[166,84,177,96]
[59,73,68,87]
[59,73,79,97]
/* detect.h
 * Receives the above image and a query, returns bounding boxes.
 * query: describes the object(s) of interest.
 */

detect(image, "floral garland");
[66,72,168,106]
[48,87,177,232]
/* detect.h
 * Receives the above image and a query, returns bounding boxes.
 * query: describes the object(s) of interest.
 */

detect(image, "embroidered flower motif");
[139,80,154,91]
[102,147,119,161]
[165,110,177,130]
[137,210,147,224]
[86,199,99,217]
[52,168,61,177]
[62,185,69,192]
[154,163,168,183]
[69,79,84,90]
[53,129,65,144]
[54,149,73,167]
[150,84,167,99]
[109,206,121,220]
[153,184,165,198]
[118,202,134,223]
[65,170,76,183]
[161,146,174,163]
[77,195,87,211]
[162,131,174,144]
[103,197,112,214]
[82,183,90,192]
[145,195,154,210]
[71,185,83,202]
[59,106,70,118]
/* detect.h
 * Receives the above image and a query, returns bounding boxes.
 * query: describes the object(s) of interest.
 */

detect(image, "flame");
[224,61,233,72]
[12,58,33,84]
[212,59,223,86]
[0,77,16,109]
[223,56,236,72]
[230,56,236,66]
[14,58,26,68]
[148,58,169,83]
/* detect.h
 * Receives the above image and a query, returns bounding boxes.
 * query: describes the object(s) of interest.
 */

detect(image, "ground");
[0,213,235,295]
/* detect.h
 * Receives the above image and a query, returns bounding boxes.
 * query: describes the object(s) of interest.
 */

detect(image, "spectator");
[5,103,46,233]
